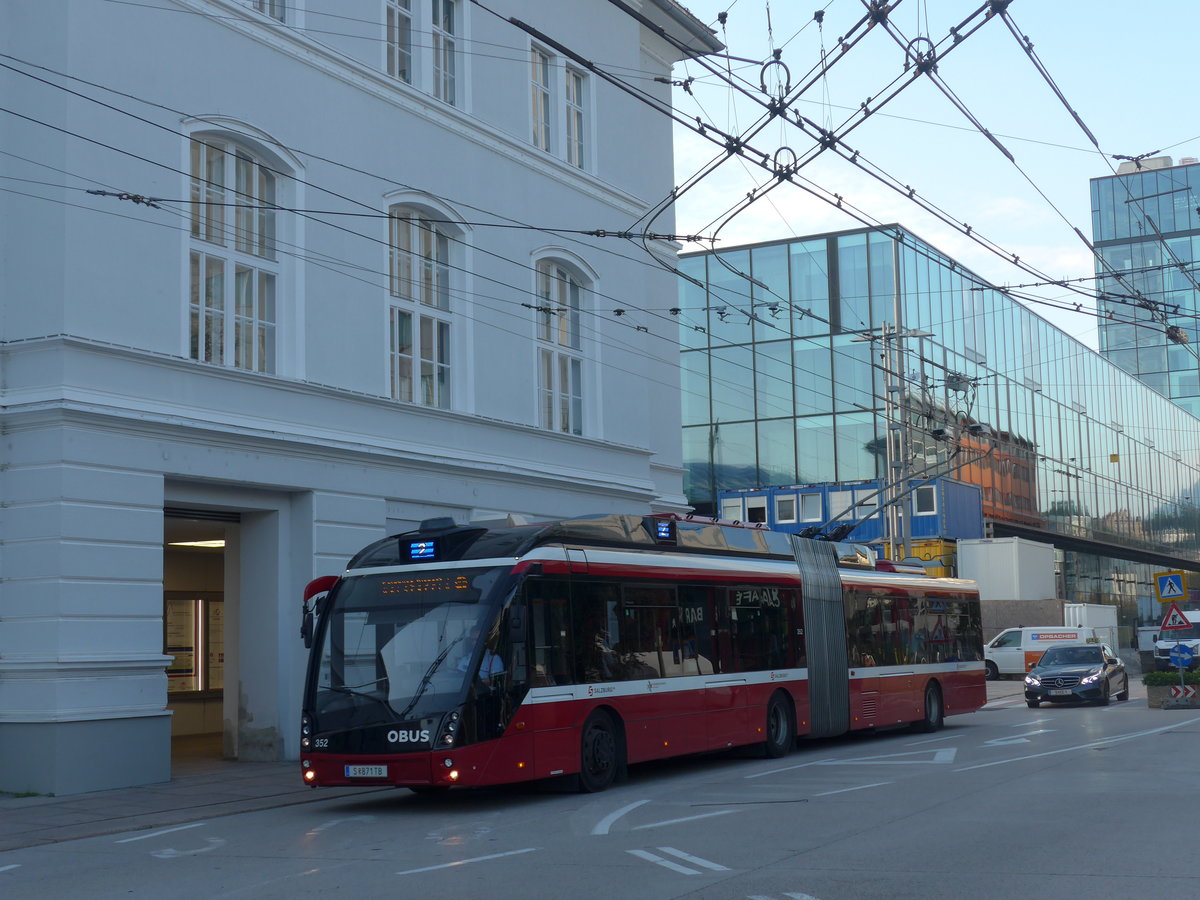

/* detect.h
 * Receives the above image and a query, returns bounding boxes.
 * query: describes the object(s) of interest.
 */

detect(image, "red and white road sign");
[1160,603,1193,631]
[1170,685,1198,699]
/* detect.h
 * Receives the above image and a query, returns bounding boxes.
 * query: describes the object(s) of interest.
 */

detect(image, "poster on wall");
[165,595,197,693]
[207,599,225,691]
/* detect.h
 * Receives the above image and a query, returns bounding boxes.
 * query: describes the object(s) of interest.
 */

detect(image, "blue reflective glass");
[708,250,754,346]
[682,426,715,510]
[755,340,793,418]
[795,415,836,483]
[789,239,829,337]
[751,244,791,341]
[835,411,879,481]
[838,233,869,332]
[677,255,709,350]
[757,418,796,486]
[794,337,833,416]
[710,420,758,490]
[681,350,710,426]
[710,345,754,423]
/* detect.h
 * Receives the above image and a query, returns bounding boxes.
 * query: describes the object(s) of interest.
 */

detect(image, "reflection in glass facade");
[680,226,1200,633]
[1092,156,1200,419]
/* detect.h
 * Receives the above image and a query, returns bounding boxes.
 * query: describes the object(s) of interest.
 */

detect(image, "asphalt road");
[2,679,1197,900]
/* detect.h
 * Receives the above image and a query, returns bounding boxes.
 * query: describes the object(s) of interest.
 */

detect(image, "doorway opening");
[164,508,238,768]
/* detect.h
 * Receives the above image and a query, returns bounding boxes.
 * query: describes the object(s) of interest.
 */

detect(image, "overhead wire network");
[8,1,1200,479]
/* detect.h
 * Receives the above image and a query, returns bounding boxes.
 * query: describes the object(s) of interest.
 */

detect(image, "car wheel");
[578,709,620,793]
[1097,683,1110,706]
[1117,677,1130,701]
[915,683,944,733]
[763,693,794,758]
[984,661,999,681]
[1026,700,1040,708]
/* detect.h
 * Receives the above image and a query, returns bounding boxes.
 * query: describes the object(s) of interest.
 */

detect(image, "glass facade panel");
[683,216,1200,636]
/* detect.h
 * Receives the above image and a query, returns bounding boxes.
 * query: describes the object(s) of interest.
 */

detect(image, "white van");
[985,627,1098,679]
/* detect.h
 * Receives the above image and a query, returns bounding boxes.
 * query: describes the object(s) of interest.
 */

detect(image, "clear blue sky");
[668,0,1200,347]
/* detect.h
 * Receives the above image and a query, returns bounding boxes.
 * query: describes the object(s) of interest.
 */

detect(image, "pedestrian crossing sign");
[1156,571,1187,602]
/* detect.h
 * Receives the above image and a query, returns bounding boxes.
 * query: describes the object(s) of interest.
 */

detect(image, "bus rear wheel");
[915,683,944,733]
[578,710,620,793]
[763,693,794,758]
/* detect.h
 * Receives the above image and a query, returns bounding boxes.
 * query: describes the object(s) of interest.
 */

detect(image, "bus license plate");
[345,765,387,778]
[1049,689,1072,696]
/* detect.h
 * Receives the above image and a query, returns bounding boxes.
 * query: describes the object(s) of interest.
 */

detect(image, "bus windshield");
[313,566,507,726]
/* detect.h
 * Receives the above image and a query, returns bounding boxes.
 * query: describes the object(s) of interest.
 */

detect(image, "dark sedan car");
[1024,644,1129,708]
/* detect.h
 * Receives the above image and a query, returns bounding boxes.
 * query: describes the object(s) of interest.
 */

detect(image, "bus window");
[727,585,789,671]
[677,585,716,676]
[525,578,573,686]
[572,581,621,683]
[616,585,676,678]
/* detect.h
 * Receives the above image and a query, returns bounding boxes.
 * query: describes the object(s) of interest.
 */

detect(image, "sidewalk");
[0,752,389,853]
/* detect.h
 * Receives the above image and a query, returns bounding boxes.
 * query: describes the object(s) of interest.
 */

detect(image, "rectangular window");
[538,348,580,434]
[190,140,226,245]
[775,495,797,524]
[432,0,456,105]
[719,497,743,521]
[386,0,413,83]
[565,67,585,168]
[389,210,449,309]
[746,496,767,524]
[389,307,413,402]
[253,0,285,21]
[799,493,822,522]
[914,484,938,515]
[531,48,552,151]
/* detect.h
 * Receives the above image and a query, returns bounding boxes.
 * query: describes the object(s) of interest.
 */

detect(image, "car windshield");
[1038,646,1103,667]
[312,566,508,728]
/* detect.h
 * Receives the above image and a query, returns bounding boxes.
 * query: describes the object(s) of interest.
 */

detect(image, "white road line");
[956,718,1200,772]
[115,822,207,843]
[905,734,962,745]
[0,864,21,873]
[984,729,1053,746]
[150,837,226,859]
[784,892,825,899]
[396,847,538,875]
[657,846,731,871]
[307,815,375,834]
[814,781,891,797]
[591,799,651,835]
[627,849,703,875]
[745,759,835,779]
[633,809,739,831]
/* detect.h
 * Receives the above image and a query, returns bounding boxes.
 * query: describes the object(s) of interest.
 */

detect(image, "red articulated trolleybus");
[298,513,985,793]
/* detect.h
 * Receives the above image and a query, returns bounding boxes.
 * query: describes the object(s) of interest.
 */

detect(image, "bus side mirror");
[302,576,339,649]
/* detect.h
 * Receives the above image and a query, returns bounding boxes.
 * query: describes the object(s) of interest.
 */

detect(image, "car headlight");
[1025,674,1040,686]
[1081,670,1102,684]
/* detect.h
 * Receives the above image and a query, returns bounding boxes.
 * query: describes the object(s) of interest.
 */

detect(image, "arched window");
[535,259,585,435]
[389,206,452,408]
[188,136,279,373]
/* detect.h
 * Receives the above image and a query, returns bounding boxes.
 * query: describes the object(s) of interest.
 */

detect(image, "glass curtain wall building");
[679,225,1200,631]
[1092,156,1200,417]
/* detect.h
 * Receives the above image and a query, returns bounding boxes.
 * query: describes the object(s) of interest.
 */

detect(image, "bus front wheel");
[763,693,794,758]
[578,710,620,793]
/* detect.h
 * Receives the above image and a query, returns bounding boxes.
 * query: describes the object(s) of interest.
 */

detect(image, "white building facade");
[0,0,719,794]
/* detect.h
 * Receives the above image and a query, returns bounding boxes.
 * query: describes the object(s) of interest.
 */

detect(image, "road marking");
[784,894,824,899]
[632,809,739,830]
[627,849,704,875]
[396,847,538,875]
[591,799,651,835]
[745,759,836,779]
[905,734,962,745]
[115,822,207,843]
[627,847,729,874]
[1009,720,1043,728]
[814,781,891,797]
[151,837,226,859]
[0,864,21,873]
[956,718,1200,772]
[657,846,730,871]
[985,729,1053,746]
[816,747,957,765]
[308,815,376,834]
